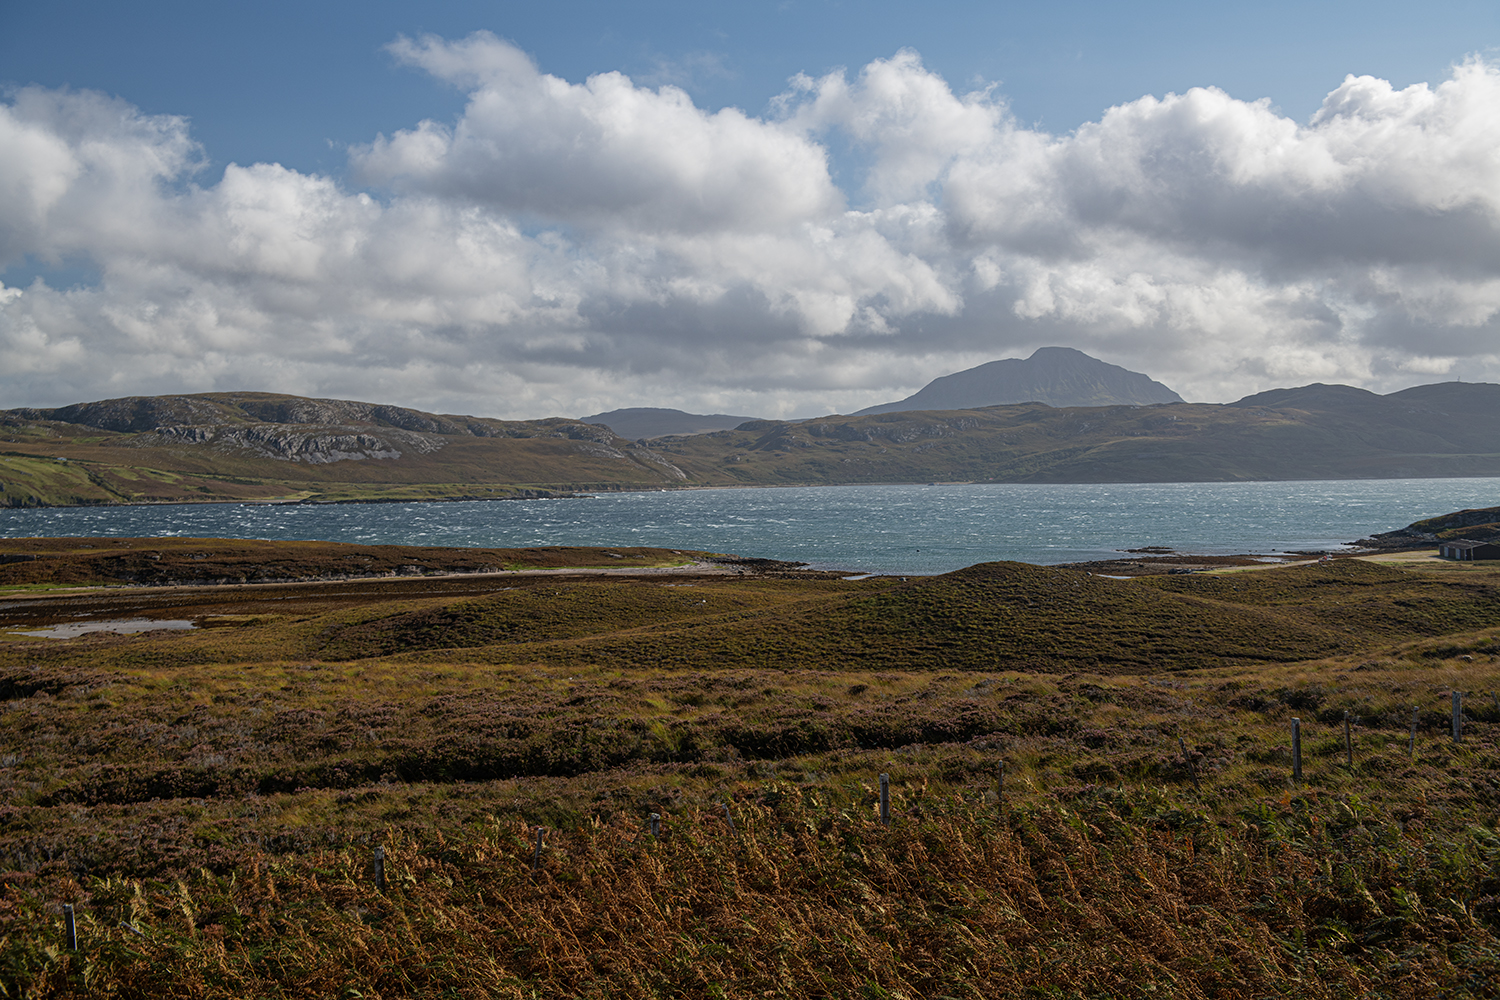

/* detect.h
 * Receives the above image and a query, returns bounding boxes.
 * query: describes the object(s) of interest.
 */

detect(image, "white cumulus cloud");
[2,37,1500,418]
[354,32,842,235]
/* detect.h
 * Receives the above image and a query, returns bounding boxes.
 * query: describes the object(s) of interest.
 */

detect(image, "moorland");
[0,536,1497,996]
[7,381,1500,506]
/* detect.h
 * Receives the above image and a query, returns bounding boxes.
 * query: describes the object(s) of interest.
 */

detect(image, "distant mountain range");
[5,376,1500,507]
[580,348,1183,437]
[580,407,757,440]
[852,347,1183,415]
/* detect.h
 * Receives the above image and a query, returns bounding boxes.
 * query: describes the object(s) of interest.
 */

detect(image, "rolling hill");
[3,380,1499,506]
[579,407,759,439]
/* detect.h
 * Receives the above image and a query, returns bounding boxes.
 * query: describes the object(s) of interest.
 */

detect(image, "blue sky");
[7,1,1493,178]
[2,1,1500,417]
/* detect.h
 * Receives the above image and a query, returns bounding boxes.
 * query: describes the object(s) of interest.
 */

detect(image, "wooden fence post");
[649,813,661,838]
[372,847,385,894]
[63,904,76,952]
[1178,737,1201,793]
[1453,691,1463,744]
[1343,711,1353,768]
[722,803,737,837]
[879,773,891,826]
[996,760,1005,821]
[532,827,545,875]
[1408,706,1418,759]
[1291,718,1302,786]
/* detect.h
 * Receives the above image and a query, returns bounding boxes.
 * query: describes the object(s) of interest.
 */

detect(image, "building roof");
[1443,538,1499,550]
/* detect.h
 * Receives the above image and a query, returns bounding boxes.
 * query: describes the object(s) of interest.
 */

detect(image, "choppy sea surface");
[1,479,1496,576]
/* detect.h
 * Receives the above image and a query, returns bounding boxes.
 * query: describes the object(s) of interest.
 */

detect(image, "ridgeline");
[4,380,1500,506]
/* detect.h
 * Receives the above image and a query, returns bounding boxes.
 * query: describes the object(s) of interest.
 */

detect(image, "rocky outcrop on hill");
[1354,506,1500,550]
[1407,507,1500,535]
[148,424,447,463]
[0,393,715,503]
[627,445,689,479]
[4,392,628,466]
[1354,526,1440,551]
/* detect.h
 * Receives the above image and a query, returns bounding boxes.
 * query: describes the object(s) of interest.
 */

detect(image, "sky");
[2,1,1500,420]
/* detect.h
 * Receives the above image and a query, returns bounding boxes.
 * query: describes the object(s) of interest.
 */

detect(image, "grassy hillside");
[1409,506,1500,542]
[9,543,1500,676]
[660,390,1500,485]
[6,382,1500,505]
[0,544,1497,995]
[315,558,1500,673]
[0,392,696,506]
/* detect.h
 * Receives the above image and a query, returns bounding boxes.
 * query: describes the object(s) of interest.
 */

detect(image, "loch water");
[1,479,1496,576]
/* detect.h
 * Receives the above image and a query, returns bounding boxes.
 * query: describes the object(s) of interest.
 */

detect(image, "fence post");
[1343,711,1353,768]
[722,803,737,837]
[996,760,1005,822]
[63,904,76,952]
[1291,718,1302,787]
[1178,737,1202,793]
[1408,706,1418,759]
[532,826,545,875]
[372,847,385,894]
[1453,691,1463,744]
[879,773,891,826]
[648,813,661,838]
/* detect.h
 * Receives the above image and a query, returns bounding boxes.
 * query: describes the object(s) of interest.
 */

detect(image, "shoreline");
[6,471,1500,510]
[0,534,1443,601]
[0,559,794,604]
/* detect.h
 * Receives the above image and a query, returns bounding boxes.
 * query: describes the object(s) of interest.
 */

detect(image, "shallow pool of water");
[7,618,196,639]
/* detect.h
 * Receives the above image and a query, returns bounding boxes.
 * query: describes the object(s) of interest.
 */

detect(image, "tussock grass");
[4,792,1499,997]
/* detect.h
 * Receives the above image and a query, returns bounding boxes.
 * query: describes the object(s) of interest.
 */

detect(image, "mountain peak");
[851,347,1183,416]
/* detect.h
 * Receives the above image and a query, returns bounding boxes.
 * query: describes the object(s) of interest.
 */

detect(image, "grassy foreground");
[0,542,1497,996]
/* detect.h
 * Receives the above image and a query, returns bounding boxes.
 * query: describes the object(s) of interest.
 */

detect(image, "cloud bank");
[3,33,1500,416]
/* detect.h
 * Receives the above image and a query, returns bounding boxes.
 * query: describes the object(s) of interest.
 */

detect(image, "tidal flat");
[0,538,1497,997]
